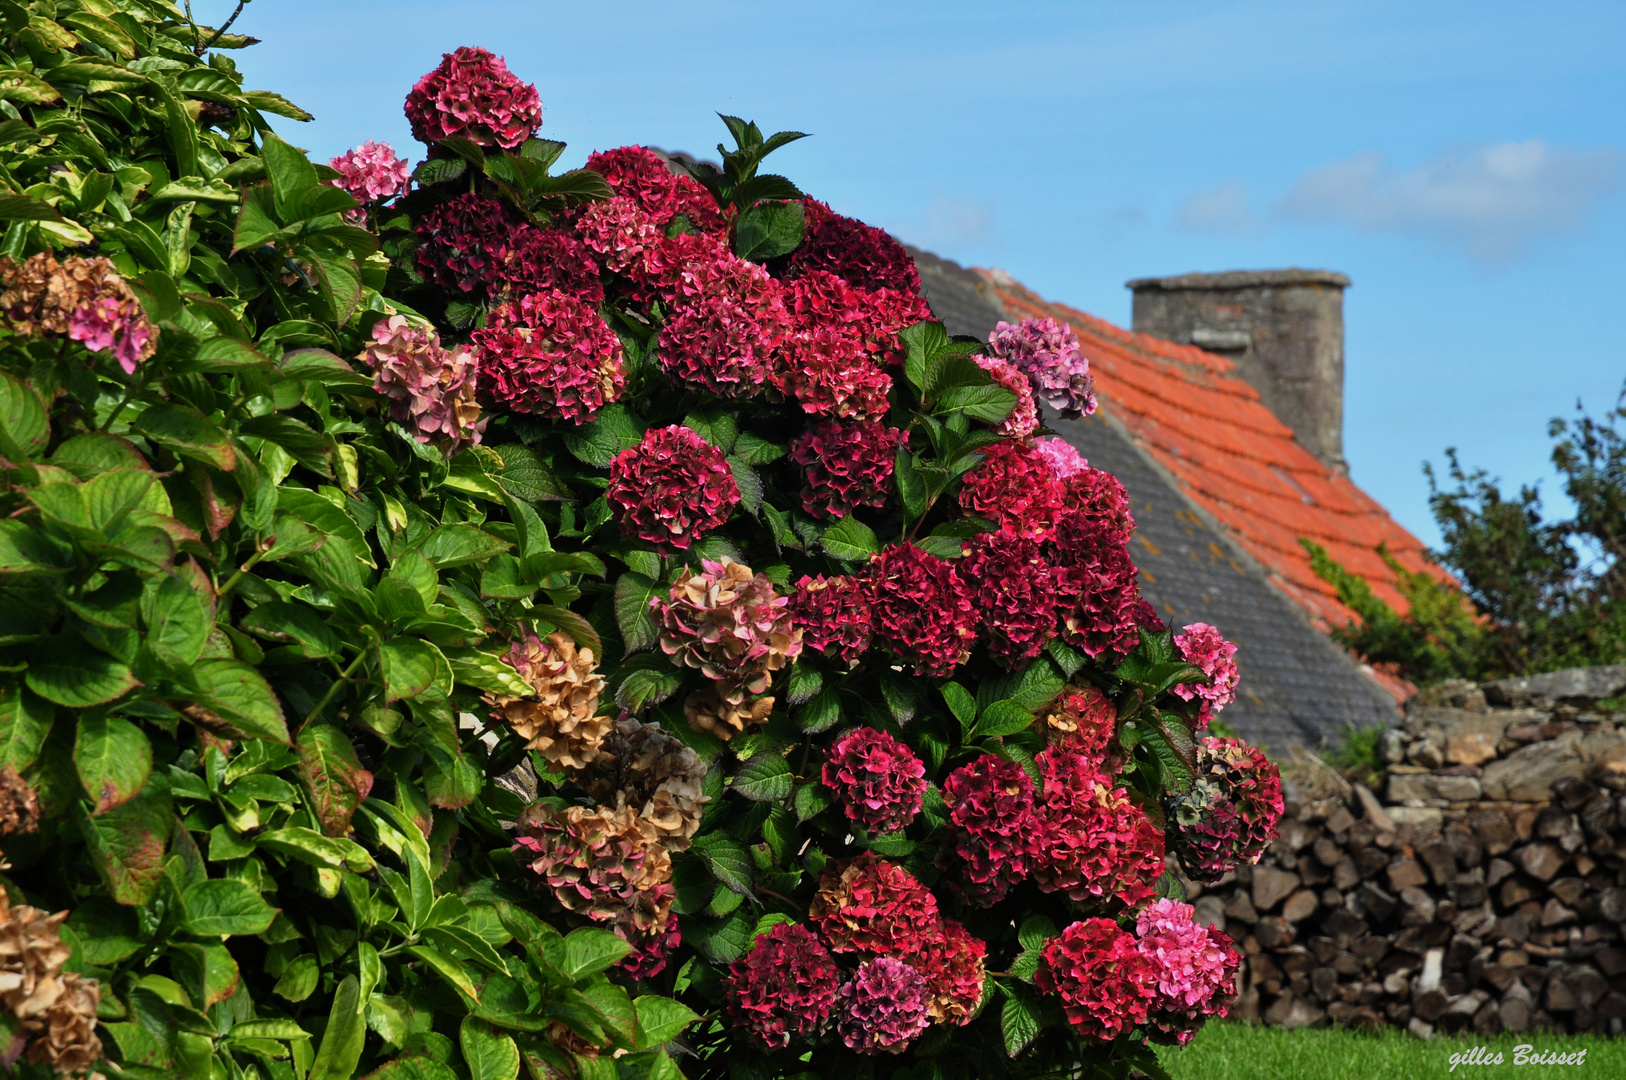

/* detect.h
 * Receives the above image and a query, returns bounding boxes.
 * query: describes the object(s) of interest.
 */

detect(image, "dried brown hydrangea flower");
[0,765,41,836]
[656,558,801,704]
[512,801,675,941]
[0,252,156,373]
[25,971,102,1075]
[683,686,774,743]
[486,629,611,770]
[0,891,103,1075]
[584,715,708,851]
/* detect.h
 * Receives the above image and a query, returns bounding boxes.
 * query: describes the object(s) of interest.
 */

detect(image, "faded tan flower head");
[684,686,774,743]
[0,765,41,837]
[585,715,708,851]
[513,801,675,941]
[486,629,611,770]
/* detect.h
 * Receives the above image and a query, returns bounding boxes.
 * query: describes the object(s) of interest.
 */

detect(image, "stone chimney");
[1126,269,1351,472]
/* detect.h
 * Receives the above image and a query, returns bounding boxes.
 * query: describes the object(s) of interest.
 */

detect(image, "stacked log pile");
[1192,665,1626,1036]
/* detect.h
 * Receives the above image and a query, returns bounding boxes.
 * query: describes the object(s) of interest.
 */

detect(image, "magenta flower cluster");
[607,426,741,550]
[791,418,901,519]
[472,290,624,424]
[822,727,927,835]
[1172,621,1240,727]
[404,45,542,149]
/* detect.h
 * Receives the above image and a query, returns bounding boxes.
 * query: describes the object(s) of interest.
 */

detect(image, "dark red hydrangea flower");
[791,418,901,519]
[658,249,790,398]
[1064,466,1135,545]
[1039,685,1118,767]
[958,440,1069,540]
[774,270,900,420]
[1135,898,1241,1044]
[575,196,664,277]
[585,145,724,233]
[787,575,872,664]
[789,199,925,297]
[473,290,624,424]
[1049,517,1148,659]
[1166,736,1284,882]
[616,912,681,979]
[1035,918,1157,1041]
[630,230,732,301]
[838,957,930,1055]
[1031,747,1166,909]
[941,754,1038,905]
[724,923,842,1050]
[822,727,927,835]
[862,544,977,677]
[405,46,542,150]
[909,918,988,1026]
[810,852,939,956]
[414,192,514,295]
[495,225,603,304]
[607,425,740,550]
[961,528,1058,668]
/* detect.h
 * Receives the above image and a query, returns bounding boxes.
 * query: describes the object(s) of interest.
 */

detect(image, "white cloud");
[1177,182,1260,235]
[889,193,998,255]
[1275,140,1625,263]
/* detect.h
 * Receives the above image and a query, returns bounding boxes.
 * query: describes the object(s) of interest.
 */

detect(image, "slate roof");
[906,246,1401,749]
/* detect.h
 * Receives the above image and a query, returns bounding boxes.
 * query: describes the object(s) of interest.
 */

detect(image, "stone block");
[1386,806,1444,831]
[1386,857,1428,892]
[1479,727,1626,801]
[1516,842,1565,882]
[1282,889,1320,924]
[1388,773,1483,803]
[1253,865,1301,911]
[1484,665,1626,709]
[1448,730,1500,766]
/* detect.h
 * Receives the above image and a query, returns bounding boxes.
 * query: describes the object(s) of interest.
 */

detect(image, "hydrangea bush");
[0,9,1284,1080]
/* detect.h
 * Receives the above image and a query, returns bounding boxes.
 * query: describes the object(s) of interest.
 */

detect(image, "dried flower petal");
[485,630,610,770]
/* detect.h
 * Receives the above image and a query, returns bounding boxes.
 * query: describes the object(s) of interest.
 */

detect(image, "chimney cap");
[1126,268,1351,292]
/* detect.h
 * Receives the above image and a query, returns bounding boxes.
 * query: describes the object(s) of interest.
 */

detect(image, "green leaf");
[690,832,753,894]
[27,643,138,708]
[819,516,878,563]
[0,685,52,772]
[733,200,805,261]
[0,370,48,458]
[256,826,374,872]
[141,573,211,668]
[459,1017,519,1080]
[880,673,917,725]
[634,996,700,1049]
[940,682,977,735]
[0,519,67,574]
[309,975,368,1080]
[894,445,927,520]
[76,775,171,906]
[682,407,738,452]
[408,946,480,1002]
[73,715,151,814]
[242,90,314,121]
[562,404,642,467]
[614,665,681,714]
[561,927,633,981]
[239,602,342,659]
[273,955,320,1002]
[133,403,236,471]
[795,686,841,733]
[0,68,60,105]
[171,941,240,1008]
[731,753,792,802]
[533,605,603,658]
[262,131,320,220]
[229,1019,312,1042]
[491,444,571,502]
[299,725,374,837]
[683,906,754,965]
[938,382,1017,423]
[900,321,951,393]
[972,700,1036,739]
[442,649,531,697]
[613,572,662,655]
[382,638,452,702]
[793,782,834,822]
[729,459,764,516]
[420,524,511,568]
[731,433,787,466]
[180,878,278,937]
[1001,984,1042,1057]
[184,659,290,742]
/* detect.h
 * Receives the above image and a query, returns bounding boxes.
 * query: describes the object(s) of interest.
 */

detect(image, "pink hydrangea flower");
[1171,622,1240,727]
[941,753,1038,905]
[472,289,624,424]
[584,145,724,233]
[1134,898,1241,1043]
[1031,747,1166,909]
[68,295,152,375]
[838,957,930,1055]
[1033,435,1088,481]
[974,354,1038,437]
[1049,515,1150,659]
[822,727,927,835]
[961,528,1058,668]
[357,314,484,452]
[657,248,790,398]
[1167,736,1284,882]
[1036,917,1157,1040]
[775,269,900,421]
[616,912,681,980]
[789,199,926,298]
[404,45,542,149]
[862,543,977,678]
[724,923,842,1050]
[655,557,802,703]
[327,141,410,218]
[986,316,1097,418]
[810,852,940,956]
[1062,466,1135,545]
[607,426,740,551]
[958,440,1068,541]
[575,195,665,277]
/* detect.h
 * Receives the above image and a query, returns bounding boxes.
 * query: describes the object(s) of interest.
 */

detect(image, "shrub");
[0,11,1283,1080]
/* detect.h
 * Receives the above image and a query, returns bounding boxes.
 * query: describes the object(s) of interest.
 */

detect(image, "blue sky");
[201,0,1626,549]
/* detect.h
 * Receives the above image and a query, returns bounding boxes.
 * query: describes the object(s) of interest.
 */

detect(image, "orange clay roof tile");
[975,268,1441,630]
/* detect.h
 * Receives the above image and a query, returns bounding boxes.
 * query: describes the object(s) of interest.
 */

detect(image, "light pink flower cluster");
[472,290,624,424]
[941,754,1037,905]
[724,923,842,1050]
[986,316,1097,418]
[822,727,926,834]
[404,45,542,149]
[607,426,740,550]
[961,529,1059,668]
[790,418,901,519]
[327,141,410,218]
[655,558,802,703]
[1135,898,1240,1043]
[1033,435,1088,480]
[1035,917,1155,1040]
[787,574,872,665]
[574,196,665,277]
[357,314,484,451]
[839,957,930,1055]
[658,248,790,398]
[862,544,977,678]
[1031,747,1165,909]
[1172,622,1240,728]
[69,296,153,375]
[958,440,1068,540]
[974,354,1038,437]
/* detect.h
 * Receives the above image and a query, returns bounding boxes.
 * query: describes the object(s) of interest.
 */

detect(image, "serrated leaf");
[690,832,753,894]
[562,404,642,467]
[562,927,634,981]
[74,716,151,814]
[298,725,374,837]
[381,638,452,702]
[731,753,792,802]
[408,946,480,1002]
[614,573,662,654]
[683,906,754,965]
[795,686,841,733]
[459,1017,519,1080]
[615,666,681,714]
[183,659,290,742]
[731,433,787,465]
[634,996,700,1049]
[76,774,171,905]
[309,975,367,1080]
[880,673,917,725]
[819,516,878,563]
[1001,985,1042,1058]
[26,645,138,708]
[785,659,822,705]
[0,685,52,772]
[733,199,805,261]
[793,782,834,822]
[180,878,277,937]
[940,682,977,735]
[972,699,1035,739]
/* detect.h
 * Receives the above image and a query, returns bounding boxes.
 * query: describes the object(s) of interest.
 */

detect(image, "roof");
[978,270,1438,637]
[906,247,1401,749]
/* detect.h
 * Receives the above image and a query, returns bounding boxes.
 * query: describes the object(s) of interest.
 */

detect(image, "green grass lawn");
[1156,1022,1624,1079]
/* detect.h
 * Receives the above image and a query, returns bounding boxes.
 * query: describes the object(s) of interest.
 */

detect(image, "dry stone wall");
[1187,665,1626,1038]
